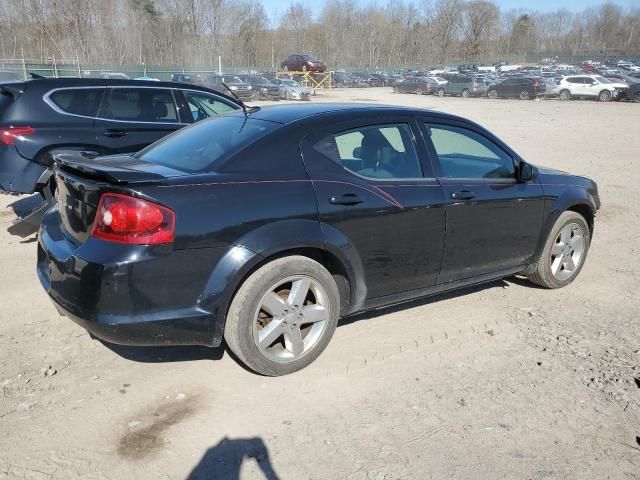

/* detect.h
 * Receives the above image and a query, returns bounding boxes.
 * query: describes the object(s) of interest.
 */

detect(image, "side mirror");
[518,162,536,182]
[353,146,362,159]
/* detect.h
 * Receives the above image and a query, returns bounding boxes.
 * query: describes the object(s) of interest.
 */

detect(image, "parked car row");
[392,71,639,102]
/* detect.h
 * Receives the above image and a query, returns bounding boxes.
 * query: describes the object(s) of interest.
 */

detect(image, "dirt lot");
[1,89,639,479]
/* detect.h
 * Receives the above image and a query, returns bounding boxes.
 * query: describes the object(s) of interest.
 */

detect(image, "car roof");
[237,103,462,125]
[17,77,212,91]
[2,77,242,105]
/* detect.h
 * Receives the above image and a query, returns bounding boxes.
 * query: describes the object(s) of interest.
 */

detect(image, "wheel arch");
[200,219,366,346]
[530,192,597,269]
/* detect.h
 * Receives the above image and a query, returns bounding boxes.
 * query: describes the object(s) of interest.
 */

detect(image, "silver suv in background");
[437,74,487,97]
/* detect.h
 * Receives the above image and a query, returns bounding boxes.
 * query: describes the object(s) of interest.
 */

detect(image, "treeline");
[0,0,638,69]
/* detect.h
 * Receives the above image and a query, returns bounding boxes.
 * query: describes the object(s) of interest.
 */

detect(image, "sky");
[260,0,638,20]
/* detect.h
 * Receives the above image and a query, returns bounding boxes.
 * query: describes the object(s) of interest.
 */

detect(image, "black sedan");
[38,104,600,376]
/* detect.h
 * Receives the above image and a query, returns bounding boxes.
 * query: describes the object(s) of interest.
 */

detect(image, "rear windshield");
[135,115,277,172]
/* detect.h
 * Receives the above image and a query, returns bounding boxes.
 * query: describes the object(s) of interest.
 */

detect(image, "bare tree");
[460,0,499,59]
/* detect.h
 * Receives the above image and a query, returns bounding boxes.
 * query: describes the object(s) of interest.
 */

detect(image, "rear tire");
[283,65,288,72]
[527,211,591,289]
[416,88,423,95]
[599,90,611,102]
[633,92,640,103]
[559,89,571,101]
[438,88,445,97]
[488,89,498,99]
[393,86,399,93]
[224,256,340,376]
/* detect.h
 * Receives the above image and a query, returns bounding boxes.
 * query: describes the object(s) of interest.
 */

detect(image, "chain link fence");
[0,50,634,82]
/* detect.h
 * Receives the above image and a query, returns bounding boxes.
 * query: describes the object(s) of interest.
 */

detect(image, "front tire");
[393,86,399,93]
[519,89,530,100]
[527,211,591,289]
[438,88,445,97]
[559,89,571,101]
[224,256,340,376]
[633,92,640,103]
[488,89,498,99]
[416,88,423,95]
[599,90,611,102]
[461,88,470,98]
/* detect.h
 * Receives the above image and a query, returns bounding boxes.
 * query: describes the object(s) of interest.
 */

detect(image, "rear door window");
[313,123,423,179]
[99,88,178,123]
[48,88,104,117]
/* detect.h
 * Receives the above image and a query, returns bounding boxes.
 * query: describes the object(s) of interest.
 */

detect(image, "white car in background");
[555,74,628,102]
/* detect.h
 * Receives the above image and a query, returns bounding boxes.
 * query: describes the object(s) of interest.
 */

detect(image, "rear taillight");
[0,126,35,145]
[91,193,175,245]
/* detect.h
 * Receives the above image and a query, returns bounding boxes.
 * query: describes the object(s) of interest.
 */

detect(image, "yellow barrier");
[276,71,333,95]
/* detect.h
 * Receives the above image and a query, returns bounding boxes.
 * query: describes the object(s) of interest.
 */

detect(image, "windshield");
[595,76,611,84]
[282,80,300,87]
[135,115,277,172]
[302,55,317,61]
[222,76,242,84]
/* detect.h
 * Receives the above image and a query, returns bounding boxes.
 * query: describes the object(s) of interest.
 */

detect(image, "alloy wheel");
[462,89,470,98]
[438,89,445,97]
[550,223,586,281]
[488,90,497,99]
[520,90,530,100]
[416,88,423,95]
[252,275,330,363]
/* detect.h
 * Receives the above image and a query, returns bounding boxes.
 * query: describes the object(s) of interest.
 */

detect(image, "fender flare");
[199,219,366,346]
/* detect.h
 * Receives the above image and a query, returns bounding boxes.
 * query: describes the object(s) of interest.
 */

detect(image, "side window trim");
[43,86,106,120]
[309,118,433,182]
[418,119,519,182]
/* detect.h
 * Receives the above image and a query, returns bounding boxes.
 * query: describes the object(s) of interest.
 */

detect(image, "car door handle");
[451,190,476,200]
[329,193,363,206]
[103,129,127,138]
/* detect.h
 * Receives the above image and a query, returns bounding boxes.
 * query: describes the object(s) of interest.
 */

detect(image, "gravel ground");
[1,88,639,479]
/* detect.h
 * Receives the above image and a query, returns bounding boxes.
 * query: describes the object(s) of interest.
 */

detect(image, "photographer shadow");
[187,436,280,480]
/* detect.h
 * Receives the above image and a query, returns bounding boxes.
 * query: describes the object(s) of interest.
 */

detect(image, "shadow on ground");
[99,277,520,366]
[99,342,225,363]
[187,437,280,480]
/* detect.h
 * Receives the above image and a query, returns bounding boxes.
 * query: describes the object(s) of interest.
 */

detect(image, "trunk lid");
[53,152,185,244]
[54,152,187,183]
